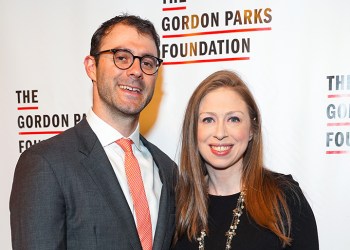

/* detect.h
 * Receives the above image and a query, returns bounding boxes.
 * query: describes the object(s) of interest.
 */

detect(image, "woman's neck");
[206,167,242,196]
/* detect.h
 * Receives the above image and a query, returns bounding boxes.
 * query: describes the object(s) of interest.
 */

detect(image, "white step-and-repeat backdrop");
[1,0,349,249]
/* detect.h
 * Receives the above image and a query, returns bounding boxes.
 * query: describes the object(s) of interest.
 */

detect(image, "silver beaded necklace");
[197,191,245,250]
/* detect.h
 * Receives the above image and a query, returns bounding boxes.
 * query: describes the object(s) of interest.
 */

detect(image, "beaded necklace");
[197,191,245,250]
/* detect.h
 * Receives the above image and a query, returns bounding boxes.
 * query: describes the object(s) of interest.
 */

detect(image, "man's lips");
[119,84,141,93]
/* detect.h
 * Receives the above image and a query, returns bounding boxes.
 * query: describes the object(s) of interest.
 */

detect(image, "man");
[10,14,177,250]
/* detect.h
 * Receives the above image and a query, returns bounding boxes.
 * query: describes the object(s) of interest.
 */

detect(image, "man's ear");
[84,55,97,82]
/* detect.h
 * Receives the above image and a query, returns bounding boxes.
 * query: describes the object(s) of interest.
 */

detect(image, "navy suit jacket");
[10,118,177,250]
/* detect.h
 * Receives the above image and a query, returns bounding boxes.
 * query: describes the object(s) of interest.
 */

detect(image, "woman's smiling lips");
[210,144,233,156]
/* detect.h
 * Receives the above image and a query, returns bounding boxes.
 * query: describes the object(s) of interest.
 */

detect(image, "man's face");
[89,23,158,120]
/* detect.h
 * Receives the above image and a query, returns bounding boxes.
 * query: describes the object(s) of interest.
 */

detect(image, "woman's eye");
[228,116,240,122]
[202,117,214,123]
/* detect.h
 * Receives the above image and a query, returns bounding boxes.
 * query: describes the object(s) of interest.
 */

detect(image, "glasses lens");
[112,49,160,75]
[113,50,133,69]
[141,56,159,75]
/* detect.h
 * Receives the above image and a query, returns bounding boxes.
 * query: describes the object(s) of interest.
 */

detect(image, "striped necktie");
[116,138,152,250]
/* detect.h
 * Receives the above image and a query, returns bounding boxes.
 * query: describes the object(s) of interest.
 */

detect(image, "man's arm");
[10,149,66,250]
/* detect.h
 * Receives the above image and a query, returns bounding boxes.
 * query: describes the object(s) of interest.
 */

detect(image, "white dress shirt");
[86,109,162,239]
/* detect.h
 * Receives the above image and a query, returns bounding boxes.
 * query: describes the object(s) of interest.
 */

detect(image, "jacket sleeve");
[10,149,66,250]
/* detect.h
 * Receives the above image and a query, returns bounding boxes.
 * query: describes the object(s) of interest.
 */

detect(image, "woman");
[173,70,318,249]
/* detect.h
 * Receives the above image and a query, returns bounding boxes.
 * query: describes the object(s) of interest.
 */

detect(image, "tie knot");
[116,138,133,153]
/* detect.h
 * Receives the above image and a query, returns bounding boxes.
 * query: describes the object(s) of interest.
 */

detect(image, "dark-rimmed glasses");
[93,49,163,75]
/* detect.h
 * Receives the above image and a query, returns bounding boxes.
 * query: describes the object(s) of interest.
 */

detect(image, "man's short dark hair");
[90,14,161,64]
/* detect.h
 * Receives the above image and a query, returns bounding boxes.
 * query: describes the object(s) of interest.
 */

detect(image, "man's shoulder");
[140,135,178,174]
[22,119,93,157]
[141,136,173,161]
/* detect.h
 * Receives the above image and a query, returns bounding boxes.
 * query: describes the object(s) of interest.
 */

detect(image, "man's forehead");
[100,24,157,53]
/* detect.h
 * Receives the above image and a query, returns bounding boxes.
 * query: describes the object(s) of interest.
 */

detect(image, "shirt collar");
[86,108,141,150]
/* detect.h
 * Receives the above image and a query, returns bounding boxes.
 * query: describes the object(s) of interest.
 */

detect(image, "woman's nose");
[214,121,228,140]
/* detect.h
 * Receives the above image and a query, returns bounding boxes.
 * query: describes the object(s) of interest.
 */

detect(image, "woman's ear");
[249,131,253,141]
[84,55,97,82]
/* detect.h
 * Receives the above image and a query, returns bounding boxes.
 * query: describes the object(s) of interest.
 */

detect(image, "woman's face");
[197,87,252,172]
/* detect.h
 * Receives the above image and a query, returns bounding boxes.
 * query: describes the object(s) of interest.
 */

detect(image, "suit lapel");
[153,181,171,250]
[75,119,142,250]
[141,136,173,250]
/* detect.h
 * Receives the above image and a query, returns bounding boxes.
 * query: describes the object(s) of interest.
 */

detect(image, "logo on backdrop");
[325,74,350,154]
[16,90,85,153]
[161,0,272,65]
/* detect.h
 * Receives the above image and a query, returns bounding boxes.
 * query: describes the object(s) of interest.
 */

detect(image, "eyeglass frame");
[93,48,163,75]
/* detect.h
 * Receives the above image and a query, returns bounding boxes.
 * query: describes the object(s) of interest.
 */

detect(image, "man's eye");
[115,56,127,61]
[142,58,156,69]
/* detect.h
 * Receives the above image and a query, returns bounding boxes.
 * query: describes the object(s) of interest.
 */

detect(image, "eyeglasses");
[94,49,163,75]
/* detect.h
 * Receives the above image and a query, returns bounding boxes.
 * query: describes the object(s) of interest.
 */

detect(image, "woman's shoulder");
[268,171,312,210]
[266,170,299,187]
[265,170,303,201]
